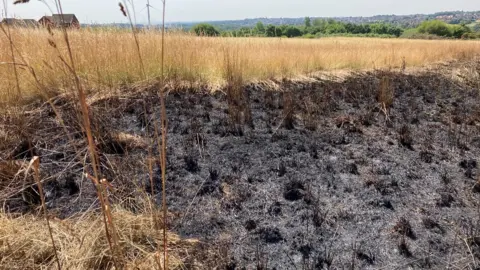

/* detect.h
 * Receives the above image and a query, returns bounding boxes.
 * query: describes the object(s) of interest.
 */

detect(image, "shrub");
[266,24,281,37]
[472,23,480,32]
[303,33,316,39]
[400,28,418,38]
[254,21,266,35]
[461,32,480,39]
[417,20,451,37]
[284,26,303,38]
[449,24,471,39]
[191,23,220,37]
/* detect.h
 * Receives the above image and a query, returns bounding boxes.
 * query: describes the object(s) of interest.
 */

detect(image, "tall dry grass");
[1,0,176,268]
[1,28,480,103]
[0,208,195,269]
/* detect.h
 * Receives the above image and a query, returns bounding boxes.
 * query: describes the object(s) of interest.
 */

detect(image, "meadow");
[2,22,480,269]
[1,27,480,103]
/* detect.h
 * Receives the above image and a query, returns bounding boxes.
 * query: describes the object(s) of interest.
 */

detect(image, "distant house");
[39,14,80,29]
[1,18,39,28]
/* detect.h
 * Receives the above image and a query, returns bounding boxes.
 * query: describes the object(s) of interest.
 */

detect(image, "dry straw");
[0,208,194,269]
[2,29,480,104]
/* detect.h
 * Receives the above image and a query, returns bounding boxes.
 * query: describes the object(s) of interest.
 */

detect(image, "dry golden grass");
[1,22,480,269]
[1,27,480,103]
[0,208,196,269]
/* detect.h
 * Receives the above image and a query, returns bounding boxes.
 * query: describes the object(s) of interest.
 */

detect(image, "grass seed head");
[13,0,30,4]
[119,2,127,17]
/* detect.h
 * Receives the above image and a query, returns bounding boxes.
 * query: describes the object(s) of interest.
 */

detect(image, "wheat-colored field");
[1,28,480,102]
[2,25,480,269]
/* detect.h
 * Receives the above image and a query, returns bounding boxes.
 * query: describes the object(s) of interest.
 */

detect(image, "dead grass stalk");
[32,156,62,270]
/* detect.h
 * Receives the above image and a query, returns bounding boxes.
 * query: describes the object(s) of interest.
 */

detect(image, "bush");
[461,32,480,39]
[403,33,450,40]
[191,23,220,37]
[472,23,480,32]
[303,33,316,39]
[284,26,303,38]
[400,28,418,38]
[254,22,266,35]
[266,25,282,37]
[325,23,347,34]
[315,33,396,38]
[417,20,451,37]
[401,28,446,39]
[414,20,472,39]
[449,24,471,39]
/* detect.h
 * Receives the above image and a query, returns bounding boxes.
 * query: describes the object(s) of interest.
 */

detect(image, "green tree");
[472,23,480,32]
[278,25,289,36]
[312,18,326,27]
[371,23,388,35]
[417,20,451,37]
[255,21,266,35]
[325,22,347,34]
[237,27,253,37]
[312,19,328,34]
[284,26,303,37]
[305,17,311,28]
[191,23,220,36]
[266,24,280,37]
[449,24,471,38]
[345,23,356,33]
[371,23,403,37]
[357,24,372,34]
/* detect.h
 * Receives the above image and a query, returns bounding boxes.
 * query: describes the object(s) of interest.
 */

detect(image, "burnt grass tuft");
[398,124,414,150]
[277,161,287,177]
[283,180,305,201]
[436,193,455,207]
[459,159,478,179]
[3,68,480,268]
[474,182,480,193]
[393,217,416,240]
[419,151,434,163]
[258,227,283,244]
[398,237,413,258]
[209,168,219,181]
[184,155,200,173]
[356,250,376,265]
[245,219,257,231]
[64,175,80,195]
[422,217,438,229]
[10,140,36,159]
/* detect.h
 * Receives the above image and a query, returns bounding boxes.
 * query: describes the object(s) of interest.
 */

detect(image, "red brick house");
[39,14,80,29]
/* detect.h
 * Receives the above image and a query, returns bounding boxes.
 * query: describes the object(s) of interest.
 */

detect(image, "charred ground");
[1,62,480,269]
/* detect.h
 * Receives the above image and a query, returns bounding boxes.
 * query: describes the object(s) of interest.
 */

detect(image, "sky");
[1,0,479,24]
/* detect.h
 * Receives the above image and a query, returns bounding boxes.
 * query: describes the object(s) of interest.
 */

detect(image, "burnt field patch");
[1,68,480,268]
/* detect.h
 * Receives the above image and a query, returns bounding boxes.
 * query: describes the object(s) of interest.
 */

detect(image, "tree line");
[191,17,480,39]
[192,18,403,38]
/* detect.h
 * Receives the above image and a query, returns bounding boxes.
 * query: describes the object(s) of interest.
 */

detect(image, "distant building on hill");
[39,14,80,29]
[1,18,39,28]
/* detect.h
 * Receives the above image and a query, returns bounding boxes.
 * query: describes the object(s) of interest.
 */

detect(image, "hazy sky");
[2,0,479,24]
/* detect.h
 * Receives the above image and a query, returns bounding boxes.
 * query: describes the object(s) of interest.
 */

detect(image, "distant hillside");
[167,10,480,30]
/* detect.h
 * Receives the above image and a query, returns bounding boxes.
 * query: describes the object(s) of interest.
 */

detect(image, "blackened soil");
[2,69,480,269]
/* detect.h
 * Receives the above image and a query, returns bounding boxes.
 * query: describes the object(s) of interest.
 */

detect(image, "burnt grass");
[2,67,480,269]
